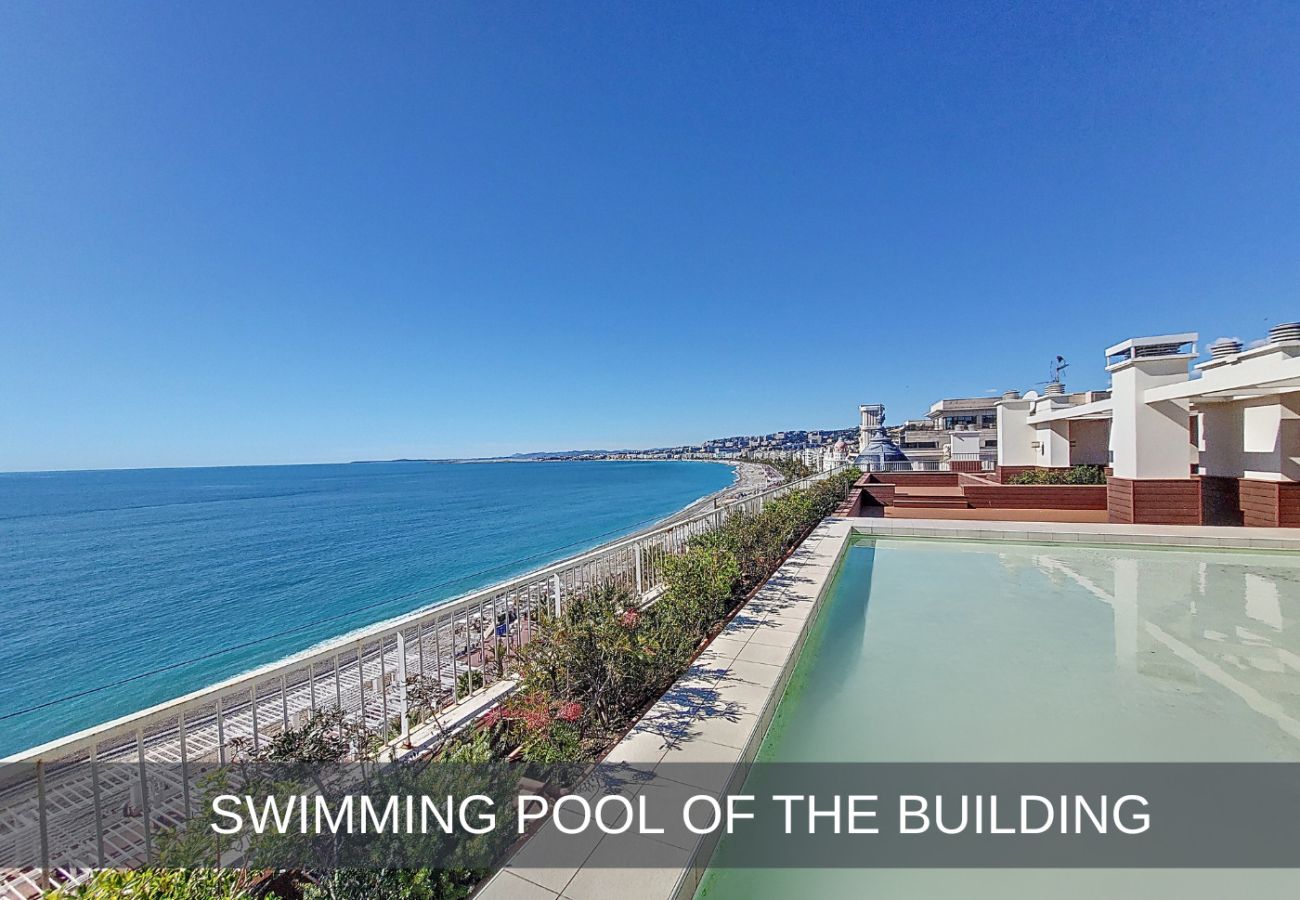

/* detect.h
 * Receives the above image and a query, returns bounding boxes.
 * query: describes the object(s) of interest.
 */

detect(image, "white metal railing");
[860,456,995,473]
[0,465,852,896]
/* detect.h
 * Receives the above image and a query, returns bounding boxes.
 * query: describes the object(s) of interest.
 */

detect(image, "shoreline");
[5,460,790,761]
[307,461,776,653]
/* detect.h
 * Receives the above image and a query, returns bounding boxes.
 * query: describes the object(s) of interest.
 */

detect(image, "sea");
[0,460,734,757]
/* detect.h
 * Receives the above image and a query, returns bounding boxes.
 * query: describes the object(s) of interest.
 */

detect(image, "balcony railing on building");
[858,453,996,473]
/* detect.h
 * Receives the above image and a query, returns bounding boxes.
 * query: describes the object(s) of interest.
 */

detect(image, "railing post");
[36,760,50,891]
[552,574,561,617]
[91,747,105,867]
[179,710,191,818]
[216,695,227,765]
[396,631,410,748]
[250,687,260,753]
[450,617,460,704]
[137,729,152,863]
[333,653,343,711]
[634,543,643,595]
[379,639,391,740]
[357,650,367,729]
[434,615,443,696]
[280,674,289,731]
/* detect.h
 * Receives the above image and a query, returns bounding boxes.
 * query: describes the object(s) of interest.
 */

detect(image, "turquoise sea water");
[0,460,733,757]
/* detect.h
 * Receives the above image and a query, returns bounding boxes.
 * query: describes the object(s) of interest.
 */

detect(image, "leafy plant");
[51,869,257,900]
[456,669,485,696]
[1008,465,1106,485]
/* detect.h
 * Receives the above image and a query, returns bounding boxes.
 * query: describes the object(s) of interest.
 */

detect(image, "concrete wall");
[1068,419,1111,466]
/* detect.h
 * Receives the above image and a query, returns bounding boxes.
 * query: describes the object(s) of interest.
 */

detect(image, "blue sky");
[3,1,1298,471]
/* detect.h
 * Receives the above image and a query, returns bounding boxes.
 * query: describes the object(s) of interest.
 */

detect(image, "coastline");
[1,460,739,758]
[4,459,792,762]
[306,461,777,654]
[651,460,781,527]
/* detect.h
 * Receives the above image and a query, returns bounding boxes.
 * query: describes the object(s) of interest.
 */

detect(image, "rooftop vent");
[1208,337,1243,358]
[1268,322,1300,344]
[1133,342,1189,359]
[1043,382,1065,396]
[1002,390,1021,400]
[1104,333,1198,369]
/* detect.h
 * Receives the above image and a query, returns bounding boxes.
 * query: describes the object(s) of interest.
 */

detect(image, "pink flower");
[620,609,640,629]
[557,701,583,723]
[482,707,505,728]
[521,706,552,732]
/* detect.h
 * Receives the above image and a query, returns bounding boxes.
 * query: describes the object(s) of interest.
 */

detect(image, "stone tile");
[628,776,719,850]
[481,871,562,900]
[602,724,671,774]
[504,819,603,894]
[690,704,761,751]
[691,674,771,717]
[705,634,748,657]
[561,835,693,900]
[742,623,801,649]
[733,640,794,668]
[726,655,785,684]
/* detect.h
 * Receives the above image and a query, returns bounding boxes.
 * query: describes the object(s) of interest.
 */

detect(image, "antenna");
[1036,355,1069,386]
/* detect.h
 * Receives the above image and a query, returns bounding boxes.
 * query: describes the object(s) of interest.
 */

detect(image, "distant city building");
[855,398,998,469]
[854,407,909,470]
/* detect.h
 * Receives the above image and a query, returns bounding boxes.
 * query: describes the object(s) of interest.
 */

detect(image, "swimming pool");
[696,535,1300,898]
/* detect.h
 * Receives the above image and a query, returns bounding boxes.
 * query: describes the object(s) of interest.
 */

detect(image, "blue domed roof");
[855,425,909,466]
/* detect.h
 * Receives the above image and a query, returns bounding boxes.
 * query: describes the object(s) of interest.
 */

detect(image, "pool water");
[697,536,1300,899]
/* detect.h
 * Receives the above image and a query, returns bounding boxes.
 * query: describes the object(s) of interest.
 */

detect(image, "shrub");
[514,584,651,731]
[302,869,474,900]
[1008,465,1106,486]
[51,870,257,900]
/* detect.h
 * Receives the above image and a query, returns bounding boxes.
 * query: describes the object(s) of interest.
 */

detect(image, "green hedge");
[1007,465,1106,485]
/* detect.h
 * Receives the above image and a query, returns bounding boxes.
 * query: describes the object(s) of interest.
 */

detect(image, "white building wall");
[1068,419,1110,466]
[1037,420,1072,467]
[1242,395,1300,482]
[1198,403,1246,478]
[996,399,1037,466]
[1108,355,1194,480]
[949,431,981,458]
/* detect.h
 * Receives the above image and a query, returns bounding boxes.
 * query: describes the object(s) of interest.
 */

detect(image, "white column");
[996,396,1036,466]
[1107,347,1196,480]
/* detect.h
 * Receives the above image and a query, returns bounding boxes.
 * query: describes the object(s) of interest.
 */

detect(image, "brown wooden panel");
[964,485,1107,510]
[1107,479,1135,524]
[1109,478,1201,525]
[1239,480,1279,528]
[1279,483,1300,528]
